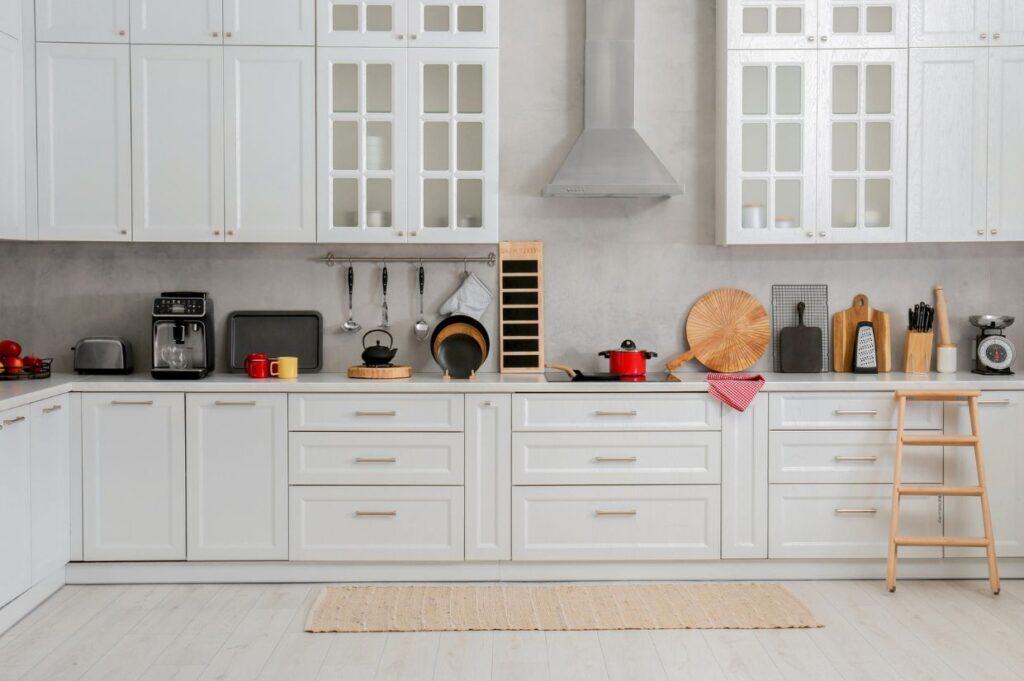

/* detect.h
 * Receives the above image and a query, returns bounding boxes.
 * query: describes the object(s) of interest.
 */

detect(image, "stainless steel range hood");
[545,0,683,198]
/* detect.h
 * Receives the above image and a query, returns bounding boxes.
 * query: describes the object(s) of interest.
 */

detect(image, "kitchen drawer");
[769,431,943,484]
[513,394,721,432]
[289,432,464,485]
[289,486,463,561]
[769,484,941,559]
[512,431,720,485]
[512,485,720,561]
[289,394,463,431]
[769,393,942,431]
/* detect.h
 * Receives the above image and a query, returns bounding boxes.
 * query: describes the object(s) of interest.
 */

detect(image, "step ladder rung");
[895,536,991,548]
[894,390,982,401]
[900,435,979,446]
[898,485,984,497]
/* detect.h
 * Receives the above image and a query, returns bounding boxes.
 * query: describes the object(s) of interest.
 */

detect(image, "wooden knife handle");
[666,350,696,373]
[934,286,953,346]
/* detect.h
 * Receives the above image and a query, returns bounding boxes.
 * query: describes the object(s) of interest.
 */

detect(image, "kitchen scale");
[971,315,1016,376]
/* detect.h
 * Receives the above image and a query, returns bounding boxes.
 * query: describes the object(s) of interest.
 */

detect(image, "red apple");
[22,356,43,373]
[0,340,22,357]
[3,356,24,374]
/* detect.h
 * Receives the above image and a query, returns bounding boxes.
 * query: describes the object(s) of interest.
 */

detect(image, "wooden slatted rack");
[499,241,544,373]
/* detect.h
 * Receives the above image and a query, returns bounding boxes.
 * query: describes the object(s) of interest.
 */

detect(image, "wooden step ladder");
[887,390,1000,594]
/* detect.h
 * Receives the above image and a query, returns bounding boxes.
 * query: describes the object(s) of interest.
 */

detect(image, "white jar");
[936,345,958,374]
[742,204,766,229]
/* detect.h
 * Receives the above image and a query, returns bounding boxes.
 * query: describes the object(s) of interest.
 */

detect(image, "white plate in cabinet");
[769,484,941,558]
[513,394,721,432]
[512,486,721,561]
[289,486,464,561]
[769,430,943,484]
[289,394,463,431]
[289,432,464,485]
[512,432,721,486]
[769,392,942,430]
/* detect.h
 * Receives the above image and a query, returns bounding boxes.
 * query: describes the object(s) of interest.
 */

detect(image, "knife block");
[903,331,934,373]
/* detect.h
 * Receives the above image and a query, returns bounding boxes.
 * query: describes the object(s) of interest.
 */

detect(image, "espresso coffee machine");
[152,292,215,379]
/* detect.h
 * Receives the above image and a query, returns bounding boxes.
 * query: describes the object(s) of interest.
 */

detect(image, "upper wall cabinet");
[223,0,315,46]
[37,0,130,43]
[910,0,1024,47]
[409,0,499,48]
[319,0,497,48]
[0,32,23,241]
[131,0,223,45]
[818,0,908,48]
[724,1,908,49]
[987,47,1024,241]
[0,0,20,38]
[320,0,410,47]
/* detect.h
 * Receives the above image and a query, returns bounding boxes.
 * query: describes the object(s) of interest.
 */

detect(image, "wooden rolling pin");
[934,286,953,347]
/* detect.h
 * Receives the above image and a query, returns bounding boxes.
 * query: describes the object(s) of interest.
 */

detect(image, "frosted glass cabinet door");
[992,0,1024,45]
[725,50,818,244]
[817,50,907,243]
[318,47,408,242]
[409,0,499,48]
[910,0,989,47]
[818,0,908,48]
[727,0,819,49]
[37,44,132,242]
[225,47,316,243]
[908,48,989,242]
[408,48,498,243]
[223,0,315,45]
[987,47,1024,241]
[36,0,130,43]
[0,33,24,241]
[131,0,222,45]
[319,0,409,46]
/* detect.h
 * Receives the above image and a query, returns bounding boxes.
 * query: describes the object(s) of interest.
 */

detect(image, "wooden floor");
[0,580,1022,680]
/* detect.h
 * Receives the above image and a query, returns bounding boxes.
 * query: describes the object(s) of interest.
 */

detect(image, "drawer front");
[513,432,721,485]
[513,485,720,561]
[769,431,943,484]
[513,394,721,432]
[289,486,464,562]
[769,484,941,559]
[290,432,464,485]
[289,394,464,431]
[770,393,942,430]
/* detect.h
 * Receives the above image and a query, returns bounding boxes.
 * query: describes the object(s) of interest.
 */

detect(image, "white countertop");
[3,370,1024,412]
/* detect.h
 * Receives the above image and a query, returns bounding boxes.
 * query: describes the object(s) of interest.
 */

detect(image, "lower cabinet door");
[30,396,70,581]
[769,484,942,559]
[290,486,464,562]
[0,407,31,607]
[512,485,721,561]
[465,394,511,561]
[187,395,288,560]
[83,393,186,561]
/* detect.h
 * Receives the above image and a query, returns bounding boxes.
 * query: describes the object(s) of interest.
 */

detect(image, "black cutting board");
[227,311,322,373]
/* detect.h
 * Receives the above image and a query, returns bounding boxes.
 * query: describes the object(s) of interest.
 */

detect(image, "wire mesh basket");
[0,358,53,380]
[771,285,829,373]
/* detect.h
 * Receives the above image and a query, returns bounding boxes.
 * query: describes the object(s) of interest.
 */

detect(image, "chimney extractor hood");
[545,0,683,198]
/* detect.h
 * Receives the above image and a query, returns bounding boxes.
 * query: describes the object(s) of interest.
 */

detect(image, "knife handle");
[935,287,952,345]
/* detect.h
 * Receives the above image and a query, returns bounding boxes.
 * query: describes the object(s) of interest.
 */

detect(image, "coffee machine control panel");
[153,297,207,317]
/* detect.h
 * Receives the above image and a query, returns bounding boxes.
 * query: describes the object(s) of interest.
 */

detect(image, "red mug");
[245,353,270,379]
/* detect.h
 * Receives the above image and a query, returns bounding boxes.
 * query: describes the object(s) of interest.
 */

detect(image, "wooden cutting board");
[832,294,891,372]
[666,288,770,373]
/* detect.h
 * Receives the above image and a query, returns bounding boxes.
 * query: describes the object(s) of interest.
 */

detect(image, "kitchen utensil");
[771,285,829,373]
[361,329,399,367]
[778,302,823,373]
[431,315,490,379]
[832,294,891,372]
[970,315,1016,375]
[227,311,323,373]
[71,337,133,375]
[244,353,271,379]
[500,241,545,373]
[599,340,657,377]
[546,364,623,382]
[852,322,878,374]
[934,286,957,373]
[415,266,430,341]
[380,266,390,328]
[665,288,770,374]
[152,292,214,380]
[270,356,299,379]
[347,364,413,379]
[342,265,361,333]
[936,345,958,373]
[903,331,934,373]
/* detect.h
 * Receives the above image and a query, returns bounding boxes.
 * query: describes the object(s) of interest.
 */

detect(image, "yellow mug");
[270,356,299,379]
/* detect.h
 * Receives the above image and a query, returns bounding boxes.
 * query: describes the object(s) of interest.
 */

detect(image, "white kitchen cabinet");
[132,45,225,242]
[82,393,186,561]
[907,48,989,243]
[0,407,31,607]
[186,395,288,561]
[408,48,498,243]
[513,393,721,432]
[943,393,1024,558]
[987,47,1024,241]
[29,396,70,582]
[724,0,820,50]
[0,0,18,38]
[36,0,130,43]
[0,32,24,241]
[131,0,222,45]
[290,431,465,485]
[224,47,315,242]
[409,0,499,48]
[319,0,409,47]
[992,0,1024,45]
[721,393,768,559]
[36,43,132,242]
[818,0,909,48]
[817,49,907,243]
[223,0,316,46]
[465,394,510,561]
[318,47,408,242]
[910,0,990,47]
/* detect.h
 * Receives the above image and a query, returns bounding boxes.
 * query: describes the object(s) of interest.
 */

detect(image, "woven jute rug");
[304,583,821,632]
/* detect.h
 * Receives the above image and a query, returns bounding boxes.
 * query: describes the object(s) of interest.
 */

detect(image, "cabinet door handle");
[994,33,1001,40]
[835,508,878,515]
[355,510,398,517]
[834,456,878,463]
[42,405,63,414]
[596,509,638,517]
[594,456,639,463]
[834,410,878,416]
[215,400,257,406]
[111,400,153,406]
[2,416,26,426]
[807,35,816,42]
[356,410,397,417]
[594,410,637,417]
[981,32,988,39]
[355,457,397,464]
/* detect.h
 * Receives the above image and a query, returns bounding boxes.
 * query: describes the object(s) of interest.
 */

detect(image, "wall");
[2,0,1022,375]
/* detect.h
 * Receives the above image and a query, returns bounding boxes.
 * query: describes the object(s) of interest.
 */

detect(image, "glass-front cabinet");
[724,0,907,48]
[319,0,410,47]
[819,1,908,48]
[320,0,498,47]
[409,1,499,47]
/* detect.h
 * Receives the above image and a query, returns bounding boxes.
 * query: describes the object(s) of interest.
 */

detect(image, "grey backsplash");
[3,0,1022,375]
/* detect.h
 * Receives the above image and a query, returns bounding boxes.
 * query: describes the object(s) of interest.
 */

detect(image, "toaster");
[72,337,134,375]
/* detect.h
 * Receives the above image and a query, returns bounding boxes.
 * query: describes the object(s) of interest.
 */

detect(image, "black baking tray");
[227,311,323,373]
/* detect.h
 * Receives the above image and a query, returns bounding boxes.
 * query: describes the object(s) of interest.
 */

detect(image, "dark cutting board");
[227,311,322,373]
[779,302,823,373]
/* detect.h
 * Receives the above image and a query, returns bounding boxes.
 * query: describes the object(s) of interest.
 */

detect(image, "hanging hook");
[463,257,469,275]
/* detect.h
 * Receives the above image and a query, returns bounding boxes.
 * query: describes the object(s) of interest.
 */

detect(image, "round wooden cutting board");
[666,288,770,373]
[348,365,413,379]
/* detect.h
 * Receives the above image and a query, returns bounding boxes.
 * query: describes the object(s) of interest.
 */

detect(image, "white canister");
[742,204,766,229]
[366,135,386,170]
[936,345,958,374]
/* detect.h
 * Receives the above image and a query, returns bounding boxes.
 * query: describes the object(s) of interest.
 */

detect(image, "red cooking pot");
[599,340,657,377]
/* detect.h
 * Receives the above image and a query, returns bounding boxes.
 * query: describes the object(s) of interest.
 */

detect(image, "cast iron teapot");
[361,329,398,367]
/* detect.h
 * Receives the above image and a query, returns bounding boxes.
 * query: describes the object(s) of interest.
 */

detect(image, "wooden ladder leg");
[887,395,907,593]
[968,396,1001,595]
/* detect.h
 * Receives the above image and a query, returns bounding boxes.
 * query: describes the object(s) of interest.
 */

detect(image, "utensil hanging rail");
[317,252,497,267]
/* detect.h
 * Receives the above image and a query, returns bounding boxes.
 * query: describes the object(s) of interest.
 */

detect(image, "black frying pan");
[546,364,623,382]
[431,315,490,379]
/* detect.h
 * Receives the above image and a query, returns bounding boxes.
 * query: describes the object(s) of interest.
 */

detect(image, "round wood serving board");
[666,288,770,373]
[347,365,413,380]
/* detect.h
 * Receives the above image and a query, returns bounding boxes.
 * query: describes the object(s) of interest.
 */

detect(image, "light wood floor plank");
[154,585,266,668]
[598,631,668,681]
[649,630,726,681]
[133,585,224,636]
[755,630,843,681]
[490,632,548,681]
[137,665,205,681]
[79,633,176,681]
[197,608,294,681]
[316,633,387,681]
[257,632,331,681]
[703,630,785,681]
[432,632,493,681]
[374,633,440,681]
[545,632,610,681]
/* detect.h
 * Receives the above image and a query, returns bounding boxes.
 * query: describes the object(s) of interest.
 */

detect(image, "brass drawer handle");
[42,405,62,414]
[596,509,638,517]
[355,457,397,464]
[111,400,154,406]
[595,410,638,417]
[356,410,397,417]
[355,510,397,517]
[594,456,639,463]
[834,456,878,463]
[834,410,879,416]
[3,416,26,425]
[835,508,878,515]
[215,400,257,406]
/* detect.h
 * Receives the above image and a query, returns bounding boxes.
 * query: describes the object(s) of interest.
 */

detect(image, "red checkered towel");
[707,373,766,412]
